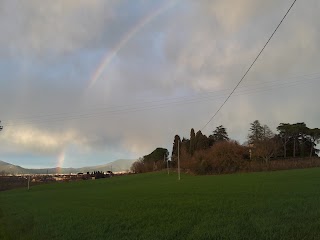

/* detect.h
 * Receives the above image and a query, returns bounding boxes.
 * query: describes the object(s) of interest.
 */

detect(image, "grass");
[1,169,320,239]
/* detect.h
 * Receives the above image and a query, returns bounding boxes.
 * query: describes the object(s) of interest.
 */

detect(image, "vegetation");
[132,121,320,175]
[209,125,229,142]
[131,148,169,173]
[1,169,320,239]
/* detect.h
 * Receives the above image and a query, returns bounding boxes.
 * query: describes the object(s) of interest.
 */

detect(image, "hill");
[0,159,136,175]
[0,160,30,175]
[77,159,136,173]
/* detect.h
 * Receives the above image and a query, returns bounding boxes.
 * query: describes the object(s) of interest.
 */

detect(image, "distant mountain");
[77,159,136,173]
[0,159,136,175]
[0,160,30,174]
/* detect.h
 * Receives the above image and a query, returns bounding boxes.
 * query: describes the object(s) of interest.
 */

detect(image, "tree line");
[131,120,320,174]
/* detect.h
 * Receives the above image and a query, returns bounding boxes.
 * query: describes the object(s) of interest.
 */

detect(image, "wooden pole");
[166,154,169,175]
[178,141,180,180]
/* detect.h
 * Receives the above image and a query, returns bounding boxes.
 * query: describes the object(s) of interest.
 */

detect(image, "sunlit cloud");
[0,126,88,155]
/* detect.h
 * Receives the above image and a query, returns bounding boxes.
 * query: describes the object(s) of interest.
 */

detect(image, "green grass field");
[1,169,320,240]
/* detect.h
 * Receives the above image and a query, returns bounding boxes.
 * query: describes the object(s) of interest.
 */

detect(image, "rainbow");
[88,0,178,88]
[57,150,66,172]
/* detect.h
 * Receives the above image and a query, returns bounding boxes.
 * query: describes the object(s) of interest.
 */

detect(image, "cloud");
[198,0,282,34]
[0,0,119,55]
[0,126,88,155]
[1,0,320,167]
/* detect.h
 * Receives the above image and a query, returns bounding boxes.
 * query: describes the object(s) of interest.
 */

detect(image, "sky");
[1,0,320,168]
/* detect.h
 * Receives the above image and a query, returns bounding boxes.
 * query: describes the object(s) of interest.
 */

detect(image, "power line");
[4,75,318,127]
[201,0,297,131]
[4,71,318,125]
[5,75,317,127]
[5,68,320,124]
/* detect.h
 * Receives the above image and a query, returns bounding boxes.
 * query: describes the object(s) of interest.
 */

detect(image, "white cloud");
[0,126,88,155]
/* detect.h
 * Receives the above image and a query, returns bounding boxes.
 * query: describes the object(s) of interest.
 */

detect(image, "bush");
[188,141,247,174]
[209,141,247,174]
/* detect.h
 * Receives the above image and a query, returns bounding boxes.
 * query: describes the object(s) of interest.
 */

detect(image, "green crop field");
[1,168,320,240]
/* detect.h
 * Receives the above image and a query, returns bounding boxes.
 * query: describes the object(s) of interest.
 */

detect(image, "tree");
[307,128,320,157]
[143,148,169,163]
[208,141,247,174]
[180,143,192,170]
[277,123,292,158]
[171,135,181,166]
[210,125,229,142]
[190,128,196,156]
[181,137,190,155]
[248,120,264,144]
[195,131,209,151]
[276,122,309,158]
[131,158,145,173]
[290,123,307,158]
[253,137,280,163]
[262,125,274,140]
[250,123,279,163]
[131,147,170,173]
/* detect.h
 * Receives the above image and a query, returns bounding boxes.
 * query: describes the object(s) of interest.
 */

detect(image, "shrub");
[208,141,247,174]
[188,141,247,174]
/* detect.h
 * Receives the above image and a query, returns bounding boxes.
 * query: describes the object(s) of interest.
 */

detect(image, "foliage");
[143,148,169,163]
[207,141,247,174]
[91,171,106,179]
[181,141,248,175]
[209,125,229,142]
[262,124,274,139]
[290,122,307,157]
[252,137,280,163]
[189,128,196,156]
[248,123,280,163]
[171,135,181,166]
[277,122,316,158]
[130,158,150,173]
[131,148,169,173]
[277,123,292,158]
[195,130,210,151]
[248,120,264,144]
[133,121,320,176]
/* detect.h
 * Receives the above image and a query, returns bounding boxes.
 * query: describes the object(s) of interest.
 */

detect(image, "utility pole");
[165,154,169,175]
[27,175,30,190]
[178,141,180,180]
